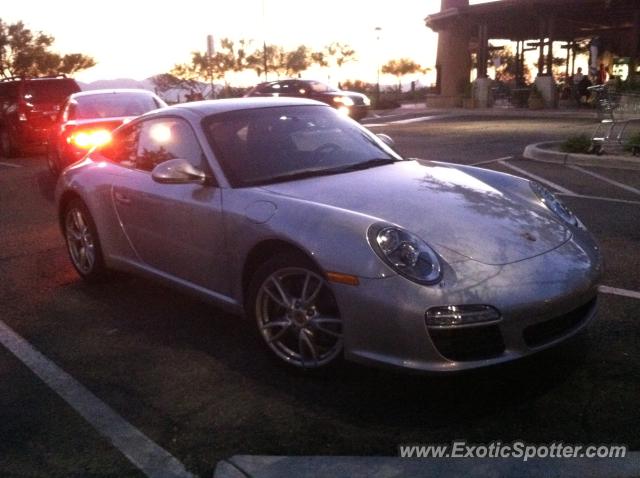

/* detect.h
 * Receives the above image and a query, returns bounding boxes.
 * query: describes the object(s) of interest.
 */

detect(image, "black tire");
[246,252,344,370]
[63,198,109,283]
[47,145,61,177]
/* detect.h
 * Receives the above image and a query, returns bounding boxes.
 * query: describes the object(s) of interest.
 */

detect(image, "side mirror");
[151,158,207,184]
[376,133,395,147]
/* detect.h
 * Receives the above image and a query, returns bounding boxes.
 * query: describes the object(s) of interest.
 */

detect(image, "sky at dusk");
[2,0,500,85]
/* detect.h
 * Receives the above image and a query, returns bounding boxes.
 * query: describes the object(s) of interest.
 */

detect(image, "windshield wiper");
[321,158,401,174]
[245,168,339,186]
[246,158,401,186]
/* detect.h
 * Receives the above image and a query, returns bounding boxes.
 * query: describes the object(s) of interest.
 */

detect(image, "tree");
[247,44,286,79]
[247,44,314,79]
[166,38,252,99]
[0,19,95,78]
[311,42,356,80]
[285,45,312,76]
[381,58,426,95]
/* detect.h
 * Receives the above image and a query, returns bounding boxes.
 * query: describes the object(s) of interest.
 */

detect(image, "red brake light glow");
[67,129,112,149]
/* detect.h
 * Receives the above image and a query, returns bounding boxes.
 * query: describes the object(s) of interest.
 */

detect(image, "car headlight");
[333,96,354,106]
[368,225,442,284]
[529,181,579,227]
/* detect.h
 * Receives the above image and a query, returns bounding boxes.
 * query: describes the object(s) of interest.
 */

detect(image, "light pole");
[375,27,382,105]
[207,35,216,99]
[262,0,268,81]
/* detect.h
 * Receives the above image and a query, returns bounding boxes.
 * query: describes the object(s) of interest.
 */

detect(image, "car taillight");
[67,129,112,149]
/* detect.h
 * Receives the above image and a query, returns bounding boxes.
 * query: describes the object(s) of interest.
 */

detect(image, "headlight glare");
[370,225,442,284]
[333,96,354,106]
[530,181,579,227]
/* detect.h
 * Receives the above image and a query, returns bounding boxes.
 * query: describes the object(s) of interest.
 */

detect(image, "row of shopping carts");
[588,85,640,156]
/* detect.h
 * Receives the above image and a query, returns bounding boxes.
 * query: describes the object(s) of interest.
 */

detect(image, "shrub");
[624,132,640,155]
[560,134,592,153]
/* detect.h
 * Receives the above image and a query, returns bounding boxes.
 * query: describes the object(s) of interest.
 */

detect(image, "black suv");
[245,79,370,121]
[0,75,81,157]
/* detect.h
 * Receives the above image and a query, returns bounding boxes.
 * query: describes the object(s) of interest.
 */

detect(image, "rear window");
[24,79,80,102]
[74,93,160,119]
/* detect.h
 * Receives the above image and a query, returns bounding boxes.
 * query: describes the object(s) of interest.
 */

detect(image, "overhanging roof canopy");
[426,0,639,42]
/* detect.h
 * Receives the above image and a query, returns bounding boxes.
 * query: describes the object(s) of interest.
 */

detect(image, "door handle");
[114,191,131,205]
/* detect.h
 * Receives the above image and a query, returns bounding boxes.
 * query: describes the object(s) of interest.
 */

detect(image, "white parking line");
[0,161,22,168]
[568,165,640,196]
[469,156,513,166]
[366,114,454,128]
[599,285,640,300]
[0,320,194,478]
[497,160,575,194]
[388,115,441,125]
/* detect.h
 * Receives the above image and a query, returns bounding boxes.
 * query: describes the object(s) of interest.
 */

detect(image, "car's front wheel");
[63,199,108,282]
[248,253,343,369]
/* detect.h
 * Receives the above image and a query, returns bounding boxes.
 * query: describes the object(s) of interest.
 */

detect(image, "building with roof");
[426,0,640,107]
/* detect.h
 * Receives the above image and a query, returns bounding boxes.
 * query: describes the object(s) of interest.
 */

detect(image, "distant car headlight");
[368,225,442,284]
[333,96,354,106]
[530,181,579,227]
[362,96,371,106]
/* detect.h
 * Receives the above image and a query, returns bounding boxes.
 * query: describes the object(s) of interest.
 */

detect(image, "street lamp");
[375,27,382,105]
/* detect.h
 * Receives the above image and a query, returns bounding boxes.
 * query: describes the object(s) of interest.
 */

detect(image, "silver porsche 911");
[55,97,602,372]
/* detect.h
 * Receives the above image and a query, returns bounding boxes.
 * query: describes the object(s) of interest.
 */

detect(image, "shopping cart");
[588,85,640,155]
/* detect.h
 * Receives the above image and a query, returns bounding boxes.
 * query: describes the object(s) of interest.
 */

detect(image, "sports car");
[55,97,602,371]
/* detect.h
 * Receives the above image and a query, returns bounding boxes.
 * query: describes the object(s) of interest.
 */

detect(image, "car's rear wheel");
[63,199,108,282]
[248,253,343,369]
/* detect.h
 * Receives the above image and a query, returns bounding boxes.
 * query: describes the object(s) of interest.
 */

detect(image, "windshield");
[309,81,338,93]
[204,105,402,187]
[24,80,79,102]
[74,93,160,119]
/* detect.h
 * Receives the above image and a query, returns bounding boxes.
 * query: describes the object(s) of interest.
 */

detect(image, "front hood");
[261,161,571,265]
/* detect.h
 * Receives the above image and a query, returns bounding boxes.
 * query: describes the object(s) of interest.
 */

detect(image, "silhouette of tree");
[381,58,427,95]
[166,38,253,98]
[0,19,95,78]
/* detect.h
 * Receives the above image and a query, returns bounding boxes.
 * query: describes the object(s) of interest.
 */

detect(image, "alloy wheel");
[65,207,96,275]
[256,267,343,368]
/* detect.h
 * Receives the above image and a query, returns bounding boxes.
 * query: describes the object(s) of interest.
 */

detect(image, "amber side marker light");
[326,271,360,286]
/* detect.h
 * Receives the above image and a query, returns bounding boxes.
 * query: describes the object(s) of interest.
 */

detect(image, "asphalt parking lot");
[1,113,639,477]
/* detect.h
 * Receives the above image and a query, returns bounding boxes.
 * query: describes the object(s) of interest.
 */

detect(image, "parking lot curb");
[523,141,640,170]
[213,454,640,478]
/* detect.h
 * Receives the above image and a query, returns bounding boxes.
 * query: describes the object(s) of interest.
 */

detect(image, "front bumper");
[332,235,602,372]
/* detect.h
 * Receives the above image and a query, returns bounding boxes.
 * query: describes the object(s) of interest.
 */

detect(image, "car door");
[111,116,228,295]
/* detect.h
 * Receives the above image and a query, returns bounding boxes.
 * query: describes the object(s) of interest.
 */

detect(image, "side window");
[135,118,204,172]
[97,123,140,167]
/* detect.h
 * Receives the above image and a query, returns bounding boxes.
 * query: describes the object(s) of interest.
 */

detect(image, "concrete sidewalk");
[214,454,640,478]
[524,141,640,170]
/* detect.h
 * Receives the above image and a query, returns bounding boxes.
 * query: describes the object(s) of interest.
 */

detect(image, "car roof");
[169,97,328,117]
[70,89,158,99]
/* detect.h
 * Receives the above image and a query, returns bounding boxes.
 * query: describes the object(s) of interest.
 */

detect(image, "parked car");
[0,75,80,157]
[55,97,602,372]
[245,79,370,120]
[47,89,166,175]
